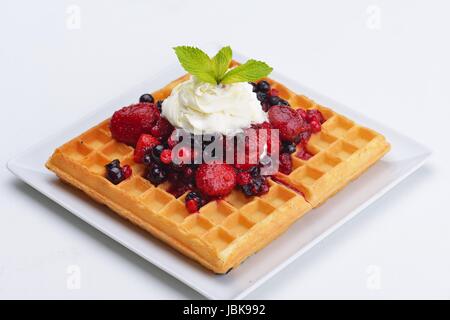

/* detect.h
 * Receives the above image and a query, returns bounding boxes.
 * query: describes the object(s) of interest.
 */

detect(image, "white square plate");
[7,51,431,300]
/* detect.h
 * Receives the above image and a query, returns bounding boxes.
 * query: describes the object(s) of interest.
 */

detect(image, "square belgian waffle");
[46,72,390,274]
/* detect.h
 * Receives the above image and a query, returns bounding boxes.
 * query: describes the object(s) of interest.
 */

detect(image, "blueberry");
[106,166,124,185]
[268,95,281,106]
[242,184,253,196]
[257,80,270,93]
[279,99,289,106]
[249,82,258,92]
[139,93,154,103]
[250,166,260,177]
[256,92,267,102]
[282,142,297,154]
[151,144,165,162]
[186,191,203,205]
[142,153,153,165]
[105,159,120,170]
[156,100,163,113]
[145,164,167,185]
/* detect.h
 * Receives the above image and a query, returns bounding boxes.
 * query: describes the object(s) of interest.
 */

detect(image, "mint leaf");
[212,46,232,81]
[220,59,273,84]
[173,46,217,84]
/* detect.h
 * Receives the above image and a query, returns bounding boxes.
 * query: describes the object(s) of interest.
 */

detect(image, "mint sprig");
[173,46,273,85]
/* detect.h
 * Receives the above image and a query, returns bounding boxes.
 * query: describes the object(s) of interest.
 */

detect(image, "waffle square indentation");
[308,132,338,150]
[101,141,134,161]
[222,213,255,237]
[327,140,358,161]
[322,115,354,138]
[81,152,110,175]
[119,176,152,197]
[80,130,112,150]
[224,190,254,209]
[344,127,377,148]
[160,200,190,223]
[240,199,276,223]
[200,201,235,225]
[308,152,342,172]
[261,184,297,207]
[203,227,236,251]
[61,140,92,161]
[291,166,324,186]
[182,214,213,237]
[141,188,175,213]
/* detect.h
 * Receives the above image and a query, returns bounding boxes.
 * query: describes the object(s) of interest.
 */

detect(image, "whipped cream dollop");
[161,76,267,135]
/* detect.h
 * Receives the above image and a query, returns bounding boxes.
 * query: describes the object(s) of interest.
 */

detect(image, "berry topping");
[282,141,297,154]
[110,103,159,146]
[151,144,165,162]
[268,105,307,142]
[139,93,154,104]
[195,164,236,197]
[185,191,205,213]
[156,100,164,113]
[133,134,160,163]
[160,149,172,164]
[257,80,270,93]
[305,109,325,124]
[186,199,199,213]
[145,163,167,185]
[150,117,174,139]
[122,165,133,179]
[105,159,120,171]
[256,91,267,102]
[268,95,281,106]
[105,159,131,185]
[278,153,293,175]
[236,171,252,186]
[309,120,321,133]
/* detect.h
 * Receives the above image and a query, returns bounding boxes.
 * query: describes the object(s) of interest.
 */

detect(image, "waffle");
[46,71,390,274]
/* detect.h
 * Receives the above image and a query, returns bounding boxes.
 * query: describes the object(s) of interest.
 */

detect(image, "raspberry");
[122,165,133,179]
[186,199,199,213]
[160,149,172,164]
[236,171,252,186]
[195,164,236,197]
[310,120,321,133]
[296,108,307,120]
[133,134,160,163]
[278,153,293,175]
[268,105,307,142]
[110,103,159,146]
[150,117,174,139]
[305,109,325,124]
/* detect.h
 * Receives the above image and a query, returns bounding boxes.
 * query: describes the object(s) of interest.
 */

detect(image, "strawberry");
[150,117,174,139]
[133,134,160,163]
[268,105,307,142]
[110,103,159,146]
[195,164,236,197]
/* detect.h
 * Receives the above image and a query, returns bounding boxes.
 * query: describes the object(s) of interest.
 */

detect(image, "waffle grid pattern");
[59,123,303,255]
[47,72,389,273]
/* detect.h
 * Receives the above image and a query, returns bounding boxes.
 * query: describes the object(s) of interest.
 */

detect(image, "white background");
[1,0,449,299]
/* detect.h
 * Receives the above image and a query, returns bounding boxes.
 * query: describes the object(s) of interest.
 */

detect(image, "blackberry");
[282,142,297,154]
[145,163,167,185]
[257,80,270,93]
[139,93,154,104]
[256,92,267,102]
[156,100,164,113]
[268,95,281,106]
[105,159,120,170]
[151,144,165,162]
[106,166,124,185]
[142,153,153,165]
